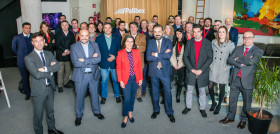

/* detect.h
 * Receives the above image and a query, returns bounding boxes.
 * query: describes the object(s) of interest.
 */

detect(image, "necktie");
[157,40,162,69]
[40,52,50,84]
[238,48,249,78]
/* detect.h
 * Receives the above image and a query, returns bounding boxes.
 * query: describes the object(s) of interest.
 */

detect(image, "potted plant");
[247,57,280,134]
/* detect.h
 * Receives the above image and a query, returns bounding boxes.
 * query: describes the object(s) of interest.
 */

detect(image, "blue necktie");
[40,52,50,84]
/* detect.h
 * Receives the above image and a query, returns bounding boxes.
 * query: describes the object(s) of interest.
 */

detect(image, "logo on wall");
[114,8,145,14]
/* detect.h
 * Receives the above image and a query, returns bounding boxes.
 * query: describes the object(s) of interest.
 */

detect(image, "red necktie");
[238,48,249,77]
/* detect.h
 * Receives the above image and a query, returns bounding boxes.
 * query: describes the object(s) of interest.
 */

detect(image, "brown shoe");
[219,117,234,124]
[237,121,246,129]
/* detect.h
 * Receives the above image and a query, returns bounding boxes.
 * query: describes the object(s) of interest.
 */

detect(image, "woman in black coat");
[40,21,56,54]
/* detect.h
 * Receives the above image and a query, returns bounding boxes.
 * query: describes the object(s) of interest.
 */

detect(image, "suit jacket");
[12,33,33,67]
[24,50,60,96]
[183,38,213,88]
[43,32,55,53]
[146,38,173,77]
[122,33,146,68]
[55,31,75,62]
[95,34,121,69]
[116,49,143,85]
[70,41,101,82]
[202,28,215,42]
[172,24,183,33]
[229,27,239,46]
[114,29,128,39]
[227,45,264,89]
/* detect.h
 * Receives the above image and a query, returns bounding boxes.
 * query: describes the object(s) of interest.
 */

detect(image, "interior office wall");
[78,0,100,23]
[41,1,72,22]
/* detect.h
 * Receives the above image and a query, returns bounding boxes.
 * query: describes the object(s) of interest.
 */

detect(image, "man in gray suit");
[219,31,264,129]
[24,33,63,134]
[182,25,213,118]
[71,29,105,126]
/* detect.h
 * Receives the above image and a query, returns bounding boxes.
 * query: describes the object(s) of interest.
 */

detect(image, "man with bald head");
[225,18,239,46]
[71,29,104,126]
[220,31,263,129]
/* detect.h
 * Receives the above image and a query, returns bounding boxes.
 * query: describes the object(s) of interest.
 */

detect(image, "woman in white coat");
[209,26,235,114]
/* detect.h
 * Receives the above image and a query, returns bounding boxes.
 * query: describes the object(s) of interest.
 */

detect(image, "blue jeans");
[100,68,120,98]
[122,75,138,117]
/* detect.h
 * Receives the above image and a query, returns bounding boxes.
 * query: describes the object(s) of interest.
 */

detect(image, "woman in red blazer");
[116,35,143,128]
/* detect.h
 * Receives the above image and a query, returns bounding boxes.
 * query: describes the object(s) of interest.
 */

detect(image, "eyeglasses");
[243,37,254,39]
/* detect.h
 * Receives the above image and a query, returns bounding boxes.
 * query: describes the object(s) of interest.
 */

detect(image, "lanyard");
[46,34,50,44]
[72,28,79,37]
[186,34,193,40]
[92,34,97,42]
[177,42,182,54]
[203,28,210,38]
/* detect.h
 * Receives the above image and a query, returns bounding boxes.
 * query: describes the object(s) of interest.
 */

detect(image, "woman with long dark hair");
[170,28,187,103]
[209,26,235,114]
[96,22,104,34]
[116,35,143,128]
[39,21,55,53]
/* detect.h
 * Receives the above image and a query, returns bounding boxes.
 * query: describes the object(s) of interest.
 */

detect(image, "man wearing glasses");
[219,31,264,129]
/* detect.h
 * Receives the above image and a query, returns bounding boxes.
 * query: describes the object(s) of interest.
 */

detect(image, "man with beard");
[71,29,105,126]
[168,15,175,26]
[115,21,128,39]
[202,17,215,41]
[146,25,175,123]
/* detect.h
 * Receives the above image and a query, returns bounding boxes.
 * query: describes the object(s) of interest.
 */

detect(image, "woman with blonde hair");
[163,24,174,42]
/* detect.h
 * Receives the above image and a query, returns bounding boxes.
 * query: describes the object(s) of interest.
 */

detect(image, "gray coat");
[209,40,235,84]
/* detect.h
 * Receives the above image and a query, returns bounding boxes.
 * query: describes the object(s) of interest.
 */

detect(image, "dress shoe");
[160,99,165,104]
[219,117,234,124]
[200,110,207,118]
[209,102,217,111]
[58,87,63,93]
[137,98,143,102]
[168,115,175,123]
[116,97,121,103]
[48,129,64,134]
[100,98,106,104]
[214,105,221,115]
[182,107,191,115]
[94,113,105,120]
[128,117,135,123]
[237,121,246,129]
[121,122,127,128]
[141,92,146,97]
[25,95,30,100]
[151,112,160,119]
[64,82,73,88]
[75,117,82,126]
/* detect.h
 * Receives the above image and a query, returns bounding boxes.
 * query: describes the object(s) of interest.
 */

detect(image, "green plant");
[253,57,280,118]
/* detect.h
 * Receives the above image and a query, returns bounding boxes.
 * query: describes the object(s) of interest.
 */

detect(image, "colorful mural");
[233,0,280,36]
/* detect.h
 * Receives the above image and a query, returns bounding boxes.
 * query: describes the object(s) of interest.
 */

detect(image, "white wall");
[78,0,100,23]
[41,1,72,22]
[182,0,280,45]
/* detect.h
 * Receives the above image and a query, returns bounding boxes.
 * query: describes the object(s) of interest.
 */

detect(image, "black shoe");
[94,113,105,120]
[176,86,182,103]
[75,117,82,126]
[100,98,106,104]
[137,98,143,102]
[129,117,135,123]
[116,97,121,103]
[160,99,165,104]
[48,129,64,134]
[25,95,30,100]
[121,122,127,128]
[64,82,73,88]
[151,112,160,119]
[210,102,217,111]
[214,105,221,115]
[176,96,180,103]
[168,115,175,123]
[58,87,63,93]
[237,121,246,129]
[182,107,191,115]
[200,110,207,118]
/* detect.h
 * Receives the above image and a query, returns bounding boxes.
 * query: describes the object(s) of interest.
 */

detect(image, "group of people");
[11,14,263,134]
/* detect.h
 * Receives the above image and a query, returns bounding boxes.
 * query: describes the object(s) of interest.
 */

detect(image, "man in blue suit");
[12,22,33,100]
[114,21,128,39]
[95,23,121,105]
[225,18,239,46]
[146,25,175,123]
[172,15,183,33]
[71,29,105,126]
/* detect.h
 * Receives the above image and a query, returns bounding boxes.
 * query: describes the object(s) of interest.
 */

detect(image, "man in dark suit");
[220,31,263,129]
[202,17,215,42]
[12,22,33,100]
[71,29,104,126]
[172,15,183,33]
[55,15,72,35]
[95,23,121,105]
[146,25,175,123]
[225,18,239,46]
[55,20,75,92]
[24,32,63,134]
[182,25,213,118]
[114,21,128,39]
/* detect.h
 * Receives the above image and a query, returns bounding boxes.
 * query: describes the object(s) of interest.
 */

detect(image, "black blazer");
[183,38,213,88]
[55,31,75,62]
[43,32,55,53]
